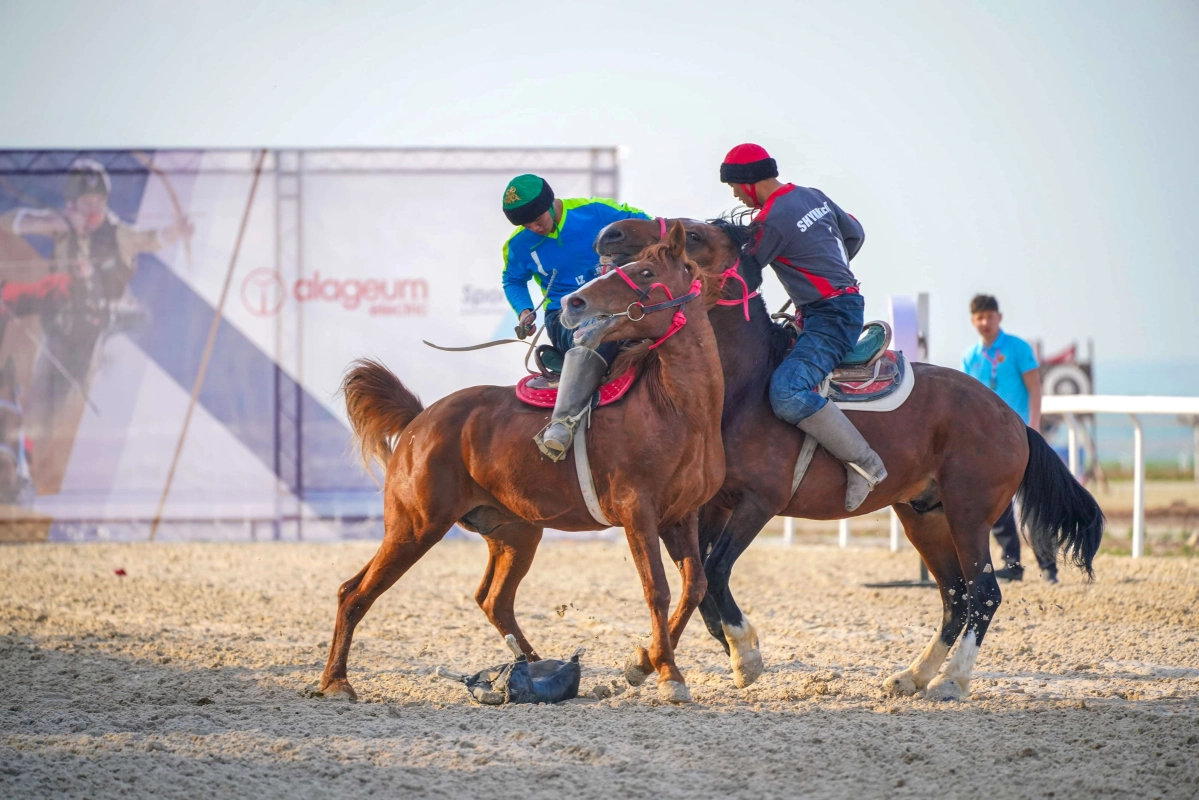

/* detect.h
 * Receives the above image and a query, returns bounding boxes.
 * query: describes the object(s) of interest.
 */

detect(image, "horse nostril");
[568,295,587,311]
[602,229,624,244]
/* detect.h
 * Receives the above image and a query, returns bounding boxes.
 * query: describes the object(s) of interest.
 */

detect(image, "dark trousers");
[544,308,619,365]
[993,502,1056,571]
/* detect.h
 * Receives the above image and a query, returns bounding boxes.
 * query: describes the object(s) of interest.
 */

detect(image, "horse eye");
[688,232,700,241]
[640,269,653,278]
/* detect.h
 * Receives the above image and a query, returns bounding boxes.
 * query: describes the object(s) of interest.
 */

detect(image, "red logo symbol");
[241,268,287,317]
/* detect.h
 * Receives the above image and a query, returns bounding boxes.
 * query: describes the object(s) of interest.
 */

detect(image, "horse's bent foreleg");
[476,522,544,660]
[704,497,775,687]
[696,504,733,649]
[882,504,969,697]
[659,513,707,648]
[622,517,690,703]
[320,512,451,700]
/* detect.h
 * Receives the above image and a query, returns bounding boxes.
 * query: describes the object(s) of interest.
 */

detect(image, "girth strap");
[573,408,611,526]
[790,433,820,500]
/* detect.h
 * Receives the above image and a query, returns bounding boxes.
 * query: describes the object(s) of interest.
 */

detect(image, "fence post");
[1065,413,1079,478]
[838,518,850,549]
[889,508,901,552]
[783,516,794,547]
[1131,413,1144,558]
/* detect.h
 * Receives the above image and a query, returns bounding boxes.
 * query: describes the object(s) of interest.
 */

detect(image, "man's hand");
[1022,368,1043,431]
[515,309,537,339]
[162,215,195,247]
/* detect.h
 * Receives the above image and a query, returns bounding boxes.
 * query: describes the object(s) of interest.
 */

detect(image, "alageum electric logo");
[241,269,429,317]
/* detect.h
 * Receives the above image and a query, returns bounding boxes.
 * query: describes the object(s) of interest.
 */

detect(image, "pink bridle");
[610,263,703,351]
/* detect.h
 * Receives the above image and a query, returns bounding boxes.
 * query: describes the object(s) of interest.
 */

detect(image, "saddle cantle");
[516,368,636,409]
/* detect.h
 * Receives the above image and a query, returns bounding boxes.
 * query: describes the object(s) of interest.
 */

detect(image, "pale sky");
[1,0,1195,371]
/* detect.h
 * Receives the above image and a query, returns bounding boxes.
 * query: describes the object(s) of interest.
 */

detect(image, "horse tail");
[1016,426,1105,578]
[340,358,424,477]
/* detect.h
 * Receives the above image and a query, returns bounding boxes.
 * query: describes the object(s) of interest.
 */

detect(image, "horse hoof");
[924,675,967,702]
[658,680,691,704]
[320,679,358,702]
[882,671,919,697]
[623,649,652,687]
[731,648,765,689]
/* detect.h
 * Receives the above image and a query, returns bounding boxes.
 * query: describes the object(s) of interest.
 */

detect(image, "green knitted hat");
[502,174,555,225]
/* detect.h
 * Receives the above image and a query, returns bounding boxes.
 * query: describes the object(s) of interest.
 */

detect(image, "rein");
[609,264,702,351]
[713,259,758,321]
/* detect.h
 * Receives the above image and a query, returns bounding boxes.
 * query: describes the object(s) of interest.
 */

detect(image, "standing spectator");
[962,294,1058,583]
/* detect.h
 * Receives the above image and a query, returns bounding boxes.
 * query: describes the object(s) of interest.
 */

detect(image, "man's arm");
[1022,369,1042,431]
[0,208,67,237]
[830,199,864,260]
[501,238,535,317]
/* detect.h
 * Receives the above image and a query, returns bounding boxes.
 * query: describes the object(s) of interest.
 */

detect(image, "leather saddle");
[823,321,904,403]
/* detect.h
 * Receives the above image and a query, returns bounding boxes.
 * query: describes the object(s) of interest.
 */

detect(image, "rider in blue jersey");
[500,174,650,460]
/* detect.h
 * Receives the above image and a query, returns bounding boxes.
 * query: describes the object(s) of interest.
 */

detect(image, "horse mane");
[708,211,766,292]
[604,240,712,413]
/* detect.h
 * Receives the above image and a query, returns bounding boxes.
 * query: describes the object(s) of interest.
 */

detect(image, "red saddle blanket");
[516,368,637,409]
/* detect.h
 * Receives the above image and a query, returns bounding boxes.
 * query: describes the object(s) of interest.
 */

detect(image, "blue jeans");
[544,308,619,365]
[769,293,865,424]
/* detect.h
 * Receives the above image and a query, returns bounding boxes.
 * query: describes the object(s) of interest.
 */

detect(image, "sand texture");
[1,540,1197,798]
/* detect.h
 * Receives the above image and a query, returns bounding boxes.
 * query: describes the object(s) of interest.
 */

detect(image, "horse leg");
[704,496,775,688]
[925,495,1005,701]
[622,516,692,704]
[320,510,452,701]
[882,504,970,697]
[475,522,544,660]
[696,504,732,651]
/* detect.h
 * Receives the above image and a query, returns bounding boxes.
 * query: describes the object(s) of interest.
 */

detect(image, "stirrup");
[847,460,884,489]
[534,408,588,462]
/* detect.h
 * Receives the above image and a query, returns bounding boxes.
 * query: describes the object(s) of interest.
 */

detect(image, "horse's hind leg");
[320,508,453,701]
[925,494,1006,701]
[704,496,775,688]
[475,522,544,660]
[882,504,969,697]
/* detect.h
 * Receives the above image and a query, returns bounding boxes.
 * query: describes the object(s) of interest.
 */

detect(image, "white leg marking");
[925,631,980,701]
[722,618,764,689]
[883,629,951,696]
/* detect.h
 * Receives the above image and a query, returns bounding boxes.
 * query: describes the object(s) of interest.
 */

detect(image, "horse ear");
[666,220,687,259]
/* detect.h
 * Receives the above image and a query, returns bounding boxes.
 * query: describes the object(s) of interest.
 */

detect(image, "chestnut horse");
[595,217,1104,700]
[321,222,724,703]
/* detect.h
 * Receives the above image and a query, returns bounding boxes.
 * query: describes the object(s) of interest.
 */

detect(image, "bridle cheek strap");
[611,266,702,350]
[647,279,703,350]
[713,259,758,321]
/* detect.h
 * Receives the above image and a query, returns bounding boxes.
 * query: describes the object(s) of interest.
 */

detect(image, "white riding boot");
[797,401,888,512]
[535,347,608,462]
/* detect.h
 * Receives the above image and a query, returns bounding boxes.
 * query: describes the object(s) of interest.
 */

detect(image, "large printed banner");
[0,149,620,540]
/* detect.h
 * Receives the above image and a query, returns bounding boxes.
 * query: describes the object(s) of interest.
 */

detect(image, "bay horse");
[321,221,725,704]
[595,217,1104,700]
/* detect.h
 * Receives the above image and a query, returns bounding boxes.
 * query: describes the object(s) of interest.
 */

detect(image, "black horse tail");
[1016,426,1105,578]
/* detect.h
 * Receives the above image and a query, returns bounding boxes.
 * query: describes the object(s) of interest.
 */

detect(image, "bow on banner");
[132,150,193,272]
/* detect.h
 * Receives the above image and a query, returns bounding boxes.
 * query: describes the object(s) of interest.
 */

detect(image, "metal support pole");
[783,516,794,547]
[1065,413,1079,478]
[838,518,850,548]
[889,508,901,552]
[1131,414,1144,558]
[1193,424,1199,484]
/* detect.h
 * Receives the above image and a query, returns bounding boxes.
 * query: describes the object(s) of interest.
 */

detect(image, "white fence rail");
[1042,395,1199,558]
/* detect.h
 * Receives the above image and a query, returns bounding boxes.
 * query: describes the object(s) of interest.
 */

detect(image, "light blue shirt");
[962,330,1039,424]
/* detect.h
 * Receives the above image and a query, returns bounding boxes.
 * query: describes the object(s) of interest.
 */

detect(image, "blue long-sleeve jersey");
[502,197,650,313]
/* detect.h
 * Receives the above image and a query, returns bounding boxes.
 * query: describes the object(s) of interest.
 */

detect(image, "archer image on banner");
[0,155,193,502]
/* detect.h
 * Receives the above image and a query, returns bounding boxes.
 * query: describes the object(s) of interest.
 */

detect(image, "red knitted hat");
[720,143,778,184]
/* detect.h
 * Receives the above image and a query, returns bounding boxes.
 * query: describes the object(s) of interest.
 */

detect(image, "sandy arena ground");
[1,540,1197,799]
